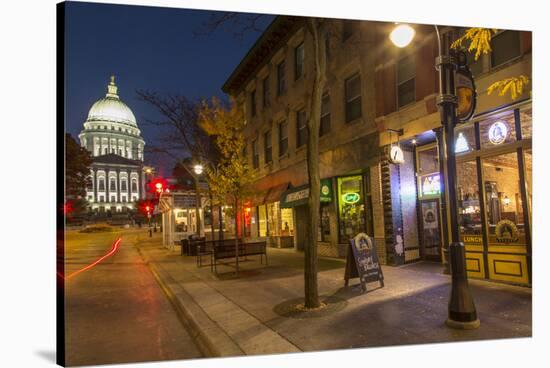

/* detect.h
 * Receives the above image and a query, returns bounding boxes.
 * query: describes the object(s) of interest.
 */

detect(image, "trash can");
[181,239,189,256]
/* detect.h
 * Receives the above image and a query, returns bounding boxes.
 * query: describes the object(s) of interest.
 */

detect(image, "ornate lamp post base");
[445,318,481,330]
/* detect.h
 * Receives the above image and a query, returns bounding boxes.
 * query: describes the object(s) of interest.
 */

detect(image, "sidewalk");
[134,233,531,357]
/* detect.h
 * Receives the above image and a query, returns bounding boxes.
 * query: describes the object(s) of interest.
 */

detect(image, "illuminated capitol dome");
[79,76,146,213]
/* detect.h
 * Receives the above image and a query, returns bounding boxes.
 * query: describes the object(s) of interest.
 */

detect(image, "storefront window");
[280,208,294,236]
[204,205,212,226]
[243,207,252,237]
[258,204,267,237]
[523,148,532,220]
[318,203,330,242]
[338,175,365,242]
[455,124,476,154]
[417,144,441,198]
[479,111,517,149]
[175,209,189,233]
[417,145,439,174]
[520,107,532,140]
[267,202,280,236]
[457,160,482,246]
[482,152,526,246]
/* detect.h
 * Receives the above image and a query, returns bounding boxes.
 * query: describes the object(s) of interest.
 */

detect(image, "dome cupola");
[86,76,137,127]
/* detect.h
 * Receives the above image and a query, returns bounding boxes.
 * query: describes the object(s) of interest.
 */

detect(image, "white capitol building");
[78,76,146,213]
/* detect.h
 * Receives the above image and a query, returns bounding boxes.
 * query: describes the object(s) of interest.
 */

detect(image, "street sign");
[455,53,477,123]
[344,233,384,292]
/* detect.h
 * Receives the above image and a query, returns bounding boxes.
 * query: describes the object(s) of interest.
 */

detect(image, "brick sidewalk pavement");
[134,233,531,357]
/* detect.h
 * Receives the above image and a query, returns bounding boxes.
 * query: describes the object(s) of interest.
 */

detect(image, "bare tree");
[198,13,330,308]
[137,90,220,237]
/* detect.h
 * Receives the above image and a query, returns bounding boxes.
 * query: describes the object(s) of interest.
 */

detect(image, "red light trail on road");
[59,237,122,280]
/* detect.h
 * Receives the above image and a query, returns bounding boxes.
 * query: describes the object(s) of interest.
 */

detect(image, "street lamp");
[389,24,479,329]
[389,24,415,48]
[193,164,204,176]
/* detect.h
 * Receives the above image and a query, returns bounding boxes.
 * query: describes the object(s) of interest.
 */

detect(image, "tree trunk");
[303,18,326,309]
[234,197,240,274]
[195,177,201,236]
[219,205,224,241]
[209,191,215,241]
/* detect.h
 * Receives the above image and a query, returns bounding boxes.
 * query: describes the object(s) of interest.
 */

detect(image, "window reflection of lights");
[455,132,470,153]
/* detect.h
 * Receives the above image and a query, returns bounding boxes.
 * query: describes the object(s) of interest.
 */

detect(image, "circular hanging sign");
[456,68,477,123]
[389,145,405,165]
[321,184,330,196]
[488,121,508,145]
[455,52,477,124]
[342,192,360,204]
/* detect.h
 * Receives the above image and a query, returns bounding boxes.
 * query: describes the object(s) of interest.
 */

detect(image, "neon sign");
[488,121,508,145]
[342,192,360,204]
[421,174,441,196]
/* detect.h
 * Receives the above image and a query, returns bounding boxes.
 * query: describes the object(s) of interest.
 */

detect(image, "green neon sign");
[342,192,360,204]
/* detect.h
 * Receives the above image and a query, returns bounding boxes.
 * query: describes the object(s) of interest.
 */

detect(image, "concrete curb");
[135,246,244,358]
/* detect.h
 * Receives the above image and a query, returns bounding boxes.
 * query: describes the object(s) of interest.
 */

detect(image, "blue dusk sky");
[65,1,273,175]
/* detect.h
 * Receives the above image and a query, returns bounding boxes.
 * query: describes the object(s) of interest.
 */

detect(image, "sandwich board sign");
[344,233,384,292]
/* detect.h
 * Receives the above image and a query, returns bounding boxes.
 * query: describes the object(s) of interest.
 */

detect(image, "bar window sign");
[420,173,441,197]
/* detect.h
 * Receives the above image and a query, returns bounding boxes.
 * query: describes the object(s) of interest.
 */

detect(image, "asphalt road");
[64,228,202,366]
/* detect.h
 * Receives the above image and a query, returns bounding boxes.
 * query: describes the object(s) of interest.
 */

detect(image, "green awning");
[280,179,332,208]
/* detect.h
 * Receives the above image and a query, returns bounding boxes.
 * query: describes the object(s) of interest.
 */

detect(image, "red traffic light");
[148,177,168,195]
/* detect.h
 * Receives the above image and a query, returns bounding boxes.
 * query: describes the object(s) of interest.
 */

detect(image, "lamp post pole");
[433,26,479,329]
[390,24,479,328]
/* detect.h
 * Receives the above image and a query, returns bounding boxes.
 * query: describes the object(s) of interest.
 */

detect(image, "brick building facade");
[222,16,532,285]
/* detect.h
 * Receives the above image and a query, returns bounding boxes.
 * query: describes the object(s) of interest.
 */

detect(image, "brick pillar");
[381,155,405,266]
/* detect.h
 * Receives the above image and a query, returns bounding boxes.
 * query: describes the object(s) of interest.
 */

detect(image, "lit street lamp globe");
[193,164,204,175]
[389,24,415,48]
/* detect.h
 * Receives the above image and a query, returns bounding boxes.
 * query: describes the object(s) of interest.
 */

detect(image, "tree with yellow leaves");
[451,28,530,100]
[198,97,254,273]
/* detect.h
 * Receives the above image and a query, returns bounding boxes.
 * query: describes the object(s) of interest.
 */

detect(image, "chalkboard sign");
[344,233,384,292]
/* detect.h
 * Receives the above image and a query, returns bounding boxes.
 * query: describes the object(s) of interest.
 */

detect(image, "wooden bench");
[211,241,267,274]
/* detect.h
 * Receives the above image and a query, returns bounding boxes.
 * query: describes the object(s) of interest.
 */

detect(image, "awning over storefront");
[264,183,289,204]
[242,189,268,207]
[280,179,332,208]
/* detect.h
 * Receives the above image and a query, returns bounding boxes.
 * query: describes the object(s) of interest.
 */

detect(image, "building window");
[250,89,256,117]
[122,196,127,203]
[279,120,288,156]
[264,130,272,164]
[294,42,304,80]
[252,139,259,169]
[320,94,331,136]
[296,109,307,148]
[131,179,137,192]
[110,178,116,191]
[491,31,521,68]
[482,152,526,247]
[318,203,331,242]
[262,76,270,107]
[345,74,362,122]
[99,195,104,203]
[277,61,286,95]
[86,176,94,190]
[397,54,416,108]
[256,204,267,237]
[110,196,116,203]
[281,208,294,236]
[98,178,105,191]
[121,179,127,191]
[338,175,366,243]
